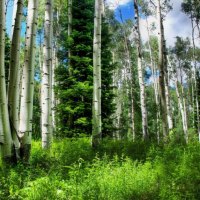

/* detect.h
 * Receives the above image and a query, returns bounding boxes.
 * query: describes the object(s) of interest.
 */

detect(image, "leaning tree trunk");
[18,0,38,161]
[92,0,102,147]
[134,0,148,140]
[8,0,24,160]
[0,0,13,162]
[41,0,53,149]
[157,0,168,139]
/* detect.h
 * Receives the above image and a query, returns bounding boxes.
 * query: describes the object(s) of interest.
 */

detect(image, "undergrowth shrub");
[0,138,200,199]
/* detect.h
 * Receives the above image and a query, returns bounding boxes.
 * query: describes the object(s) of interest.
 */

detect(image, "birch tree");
[8,0,24,159]
[0,0,13,162]
[134,0,148,140]
[145,21,160,142]
[156,0,168,139]
[19,0,39,161]
[118,6,135,140]
[162,27,173,130]
[41,0,53,149]
[92,0,102,147]
[168,56,189,143]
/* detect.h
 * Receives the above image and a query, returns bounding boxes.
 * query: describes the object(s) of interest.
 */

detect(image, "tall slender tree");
[134,0,148,140]
[0,0,13,162]
[8,0,24,159]
[92,0,102,146]
[156,0,168,139]
[41,0,53,149]
[117,6,135,140]
[168,56,189,143]
[19,0,39,161]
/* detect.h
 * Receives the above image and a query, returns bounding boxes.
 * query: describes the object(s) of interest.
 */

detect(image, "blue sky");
[114,1,134,22]
[107,0,193,47]
[6,1,134,35]
[6,1,14,36]
[6,0,193,47]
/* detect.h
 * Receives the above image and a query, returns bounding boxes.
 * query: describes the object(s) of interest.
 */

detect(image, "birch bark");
[118,6,136,140]
[0,0,13,161]
[134,0,148,140]
[92,0,102,147]
[19,0,38,161]
[156,0,168,139]
[41,0,53,149]
[168,57,188,143]
[162,25,173,130]
[8,0,24,159]
[175,76,188,143]
[145,17,160,142]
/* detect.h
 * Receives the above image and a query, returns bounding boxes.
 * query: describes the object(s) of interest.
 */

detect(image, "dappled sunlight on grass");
[0,138,200,199]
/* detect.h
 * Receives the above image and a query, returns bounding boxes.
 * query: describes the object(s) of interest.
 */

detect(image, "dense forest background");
[0,0,200,199]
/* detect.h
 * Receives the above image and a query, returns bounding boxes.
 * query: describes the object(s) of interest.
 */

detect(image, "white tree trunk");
[145,17,160,142]
[19,0,38,161]
[162,25,173,131]
[118,6,135,140]
[41,0,53,149]
[175,77,188,143]
[134,0,148,140]
[92,0,102,147]
[145,17,159,105]
[156,0,168,139]
[8,0,24,159]
[0,0,13,161]
[168,57,188,143]
[165,74,173,130]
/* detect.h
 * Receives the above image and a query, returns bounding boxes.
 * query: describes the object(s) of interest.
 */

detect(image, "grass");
[0,138,200,199]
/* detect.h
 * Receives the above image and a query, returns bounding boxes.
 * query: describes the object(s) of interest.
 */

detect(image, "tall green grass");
[0,138,200,199]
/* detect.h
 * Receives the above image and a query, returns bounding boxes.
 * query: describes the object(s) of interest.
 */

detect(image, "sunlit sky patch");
[5,0,196,47]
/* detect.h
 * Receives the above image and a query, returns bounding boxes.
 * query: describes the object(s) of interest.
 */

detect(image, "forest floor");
[0,138,200,200]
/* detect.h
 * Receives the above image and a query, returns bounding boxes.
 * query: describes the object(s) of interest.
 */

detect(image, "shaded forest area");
[0,0,200,199]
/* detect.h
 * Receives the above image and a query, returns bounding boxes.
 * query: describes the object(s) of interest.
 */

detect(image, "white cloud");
[107,0,198,47]
[106,0,132,10]
[163,0,192,46]
[139,0,197,47]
